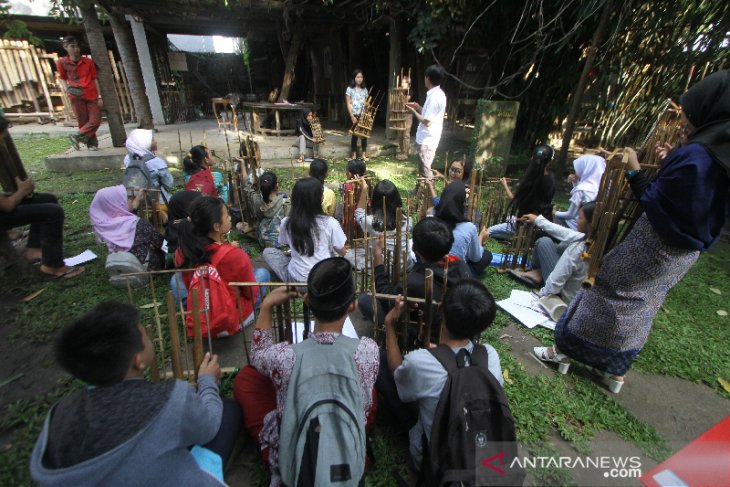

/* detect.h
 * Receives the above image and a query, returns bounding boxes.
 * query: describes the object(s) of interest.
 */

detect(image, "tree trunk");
[80,2,126,146]
[555,0,614,174]
[386,16,402,140]
[278,21,304,102]
[104,7,154,129]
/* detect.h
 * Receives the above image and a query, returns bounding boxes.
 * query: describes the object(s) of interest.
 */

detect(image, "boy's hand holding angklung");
[198,352,222,380]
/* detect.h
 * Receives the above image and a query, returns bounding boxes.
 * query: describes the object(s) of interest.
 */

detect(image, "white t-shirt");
[278,215,347,282]
[415,86,447,148]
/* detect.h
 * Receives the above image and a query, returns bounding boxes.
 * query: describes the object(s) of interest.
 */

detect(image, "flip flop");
[507,269,540,289]
[43,266,86,280]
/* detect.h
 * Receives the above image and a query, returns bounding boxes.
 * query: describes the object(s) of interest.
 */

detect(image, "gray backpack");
[123,155,154,193]
[105,252,148,289]
[279,335,366,487]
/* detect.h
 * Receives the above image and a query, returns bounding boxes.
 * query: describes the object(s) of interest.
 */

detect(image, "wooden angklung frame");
[388,68,410,133]
[309,113,326,145]
[350,89,383,139]
[582,99,682,287]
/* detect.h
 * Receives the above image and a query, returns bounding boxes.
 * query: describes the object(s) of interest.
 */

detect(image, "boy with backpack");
[385,279,524,485]
[30,301,241,486]
[235,257,378,486]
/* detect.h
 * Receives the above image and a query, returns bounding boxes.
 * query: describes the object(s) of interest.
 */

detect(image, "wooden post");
[278,21,304,102]
[79,1,127,146]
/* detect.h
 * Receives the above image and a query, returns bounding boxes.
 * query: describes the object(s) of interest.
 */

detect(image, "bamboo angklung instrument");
[310,113,326,144]
[388,67,410,132]
[498,220,536,272]
[350,89,384,139]
[582,100,682,287]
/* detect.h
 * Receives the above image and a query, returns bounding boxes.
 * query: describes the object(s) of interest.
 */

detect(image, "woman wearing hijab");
[296,109,318,162]
[124,129,174,203]
[534,71,730,393]
[434,181,492,277]
[90,185,164,270]
[554,154,605,229]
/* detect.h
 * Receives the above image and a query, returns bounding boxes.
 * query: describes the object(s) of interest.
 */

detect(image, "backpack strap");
[428,342,490,373]
[428,344,460,374]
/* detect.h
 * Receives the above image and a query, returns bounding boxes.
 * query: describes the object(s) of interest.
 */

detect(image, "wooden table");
[239,102,319,136]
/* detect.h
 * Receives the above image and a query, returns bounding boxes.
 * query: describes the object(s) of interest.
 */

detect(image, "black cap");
[307,257,355,311]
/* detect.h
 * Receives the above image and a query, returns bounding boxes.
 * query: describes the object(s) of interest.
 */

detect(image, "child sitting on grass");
[384,279,503,469]
[30,301,241,486]
[233,257,378,486]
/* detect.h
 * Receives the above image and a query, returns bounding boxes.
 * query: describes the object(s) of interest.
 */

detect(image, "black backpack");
[423,344,525,487]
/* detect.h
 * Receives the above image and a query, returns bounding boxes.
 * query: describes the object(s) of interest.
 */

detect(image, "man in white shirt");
[407,65,447,181]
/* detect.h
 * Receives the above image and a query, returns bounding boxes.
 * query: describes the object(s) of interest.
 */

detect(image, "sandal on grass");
[42,266,85,280]
[585,366,624,393]
[508,269,540,289]
[533,345,571,374]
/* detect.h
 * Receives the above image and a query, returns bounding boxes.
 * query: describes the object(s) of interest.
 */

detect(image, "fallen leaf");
[499,334,513,340]
[716,378,730,394]
[139,302,161,309]
[21,288,45,302]
[710,287,722,295]
[503,368,513,385]
[717,310,728,317]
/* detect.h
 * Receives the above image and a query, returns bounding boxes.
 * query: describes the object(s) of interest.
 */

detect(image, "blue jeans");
[170,267,271,308]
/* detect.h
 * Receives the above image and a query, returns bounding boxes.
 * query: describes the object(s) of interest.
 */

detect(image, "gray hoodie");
[30,376,224,487]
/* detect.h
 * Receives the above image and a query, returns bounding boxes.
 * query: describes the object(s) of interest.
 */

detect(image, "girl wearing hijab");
[90,185,164,270]
[434,181,492,277]
[296,109,318,162]
[124,129,174,203]
[554,154,605,229]
[534,71,730,393]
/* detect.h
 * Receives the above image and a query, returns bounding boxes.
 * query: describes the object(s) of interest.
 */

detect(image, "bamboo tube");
[190,288,204,381]
[144,325,161,382]
[148,274,167,371]
[166,291,184,379]
[235,286,251,364]
[393,207,402,284]
[421,269,434,347]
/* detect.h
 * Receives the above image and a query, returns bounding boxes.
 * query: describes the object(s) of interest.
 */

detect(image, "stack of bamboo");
[0,39,63,122]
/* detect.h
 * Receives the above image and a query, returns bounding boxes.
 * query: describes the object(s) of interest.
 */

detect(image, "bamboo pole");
[190,288,204,381]
[166,291,184,380]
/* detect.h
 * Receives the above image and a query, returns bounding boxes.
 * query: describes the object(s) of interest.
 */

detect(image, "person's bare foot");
[40,265,85,279]
[22,247,42,262]
[520,269,543,285]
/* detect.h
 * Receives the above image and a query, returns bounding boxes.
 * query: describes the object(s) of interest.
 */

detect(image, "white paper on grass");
[291,316,359,344]
[63,250,97,266]
[497,288,552,329]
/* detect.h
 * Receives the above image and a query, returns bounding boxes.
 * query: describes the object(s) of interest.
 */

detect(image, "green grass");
[1,136,728,486]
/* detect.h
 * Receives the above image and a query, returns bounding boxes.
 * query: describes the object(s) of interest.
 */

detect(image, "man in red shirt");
[56,35,100,150]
